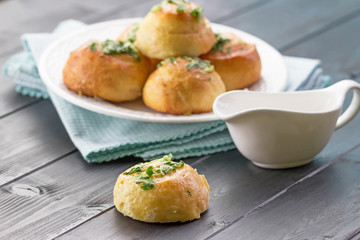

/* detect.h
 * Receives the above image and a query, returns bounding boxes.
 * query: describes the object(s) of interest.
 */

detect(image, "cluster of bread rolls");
[63,0,261,115]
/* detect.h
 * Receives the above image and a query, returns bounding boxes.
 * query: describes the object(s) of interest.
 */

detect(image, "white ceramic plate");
[39,18,287,123]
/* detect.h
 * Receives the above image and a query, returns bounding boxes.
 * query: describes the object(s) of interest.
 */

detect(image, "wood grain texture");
[0,101,75,186]
[0,152,138,240]
[210,146,360,240]
[94,0,271,24]
[0,0,150,57]
[221,0,360,52]
[57,150,323,240]
[0,0,360,239]
[284,14,360,80]
[58,110,360,240]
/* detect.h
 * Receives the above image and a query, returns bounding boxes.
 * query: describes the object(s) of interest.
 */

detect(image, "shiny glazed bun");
[200,32,261,90]
[63,40,151,102]
[135,0,216,59]
[114,154,209,223]
[117,23,161,71]
[143,57,225,115]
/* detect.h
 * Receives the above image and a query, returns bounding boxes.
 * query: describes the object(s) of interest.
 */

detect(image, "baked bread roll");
[117,23,161,71]
[63,40,151,102]
[200,32,261,90]
[117,23,139,43]
[114,154,209,223]
[135,0,216,59]
[143,57,225,115]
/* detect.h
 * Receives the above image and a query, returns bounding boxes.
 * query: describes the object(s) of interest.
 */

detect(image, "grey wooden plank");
[0,101,75,186]
[221,0,360,53]
[210,145,360,240]
[0,151,138,240]
[0,0,150,57]
[0,0,95,56]
[191,0,274,22]
[284,14,360,80]
[57,111,360,240]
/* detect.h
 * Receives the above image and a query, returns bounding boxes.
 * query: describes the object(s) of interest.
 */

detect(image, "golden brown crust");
[135,2,216,59]
[63,41,151,102]
[113,158,209,223]
[200,32,262,90]
[142,57,225,115]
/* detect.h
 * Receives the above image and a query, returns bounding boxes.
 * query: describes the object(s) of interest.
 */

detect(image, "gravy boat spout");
[213,80,360,169]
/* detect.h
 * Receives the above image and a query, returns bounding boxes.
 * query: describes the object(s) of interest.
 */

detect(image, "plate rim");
[38,18,287,123]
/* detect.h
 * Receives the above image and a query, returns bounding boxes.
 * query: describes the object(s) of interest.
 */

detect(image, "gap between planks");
[346,227,360,240]
[279,7,360,52]
[0,149,77,189]
[205,143,360,240]
[212,0,276,23]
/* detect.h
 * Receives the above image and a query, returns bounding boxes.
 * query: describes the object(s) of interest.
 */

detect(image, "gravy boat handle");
[331,80,360,130]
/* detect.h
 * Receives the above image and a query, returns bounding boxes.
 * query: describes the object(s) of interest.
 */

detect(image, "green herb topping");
[152,0,202,19]
[146,166,154,177]
[187,190,192,196]
[134,175,155,190]
[87,42,98,51]
[126,23,139,43]
[183,57,214,73]
[122,154,185,191]
[177,4,185,12]
[123,163,144,175]
[157,57,177,68]
[190,7,203,19]
[157,57,214,73]
[101,40,141,61]
[211,33,230,52]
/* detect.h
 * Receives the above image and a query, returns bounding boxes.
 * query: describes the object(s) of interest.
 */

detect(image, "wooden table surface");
[1,0,360,239]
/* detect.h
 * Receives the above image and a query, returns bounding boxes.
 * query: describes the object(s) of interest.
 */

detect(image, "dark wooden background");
[1,0,360,239]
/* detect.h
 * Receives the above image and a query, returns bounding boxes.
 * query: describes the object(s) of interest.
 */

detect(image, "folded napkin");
[2,20,331,162]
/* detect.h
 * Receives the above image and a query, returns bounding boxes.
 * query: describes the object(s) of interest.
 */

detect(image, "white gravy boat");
[213,80,360,169]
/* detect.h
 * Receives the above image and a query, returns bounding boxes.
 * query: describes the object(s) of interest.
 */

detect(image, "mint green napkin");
[2,20,331,162]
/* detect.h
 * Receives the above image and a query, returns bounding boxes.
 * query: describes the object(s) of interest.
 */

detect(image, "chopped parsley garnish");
[177,4,185,12]
[126,23,139,43]
[187,190,192,196]
[154,154,185,175]
[146,166,154,177]
[153,0,201,19]
[87,42,97,51]
[190,7,203,19]
[122,154,185,191]
[183,57,214,73]
[134,175,155,190]
[157,57,214,73]
[157,57,177,68]
[101,40,141,61]
[211,33,230,52]
[123,164,144,175]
